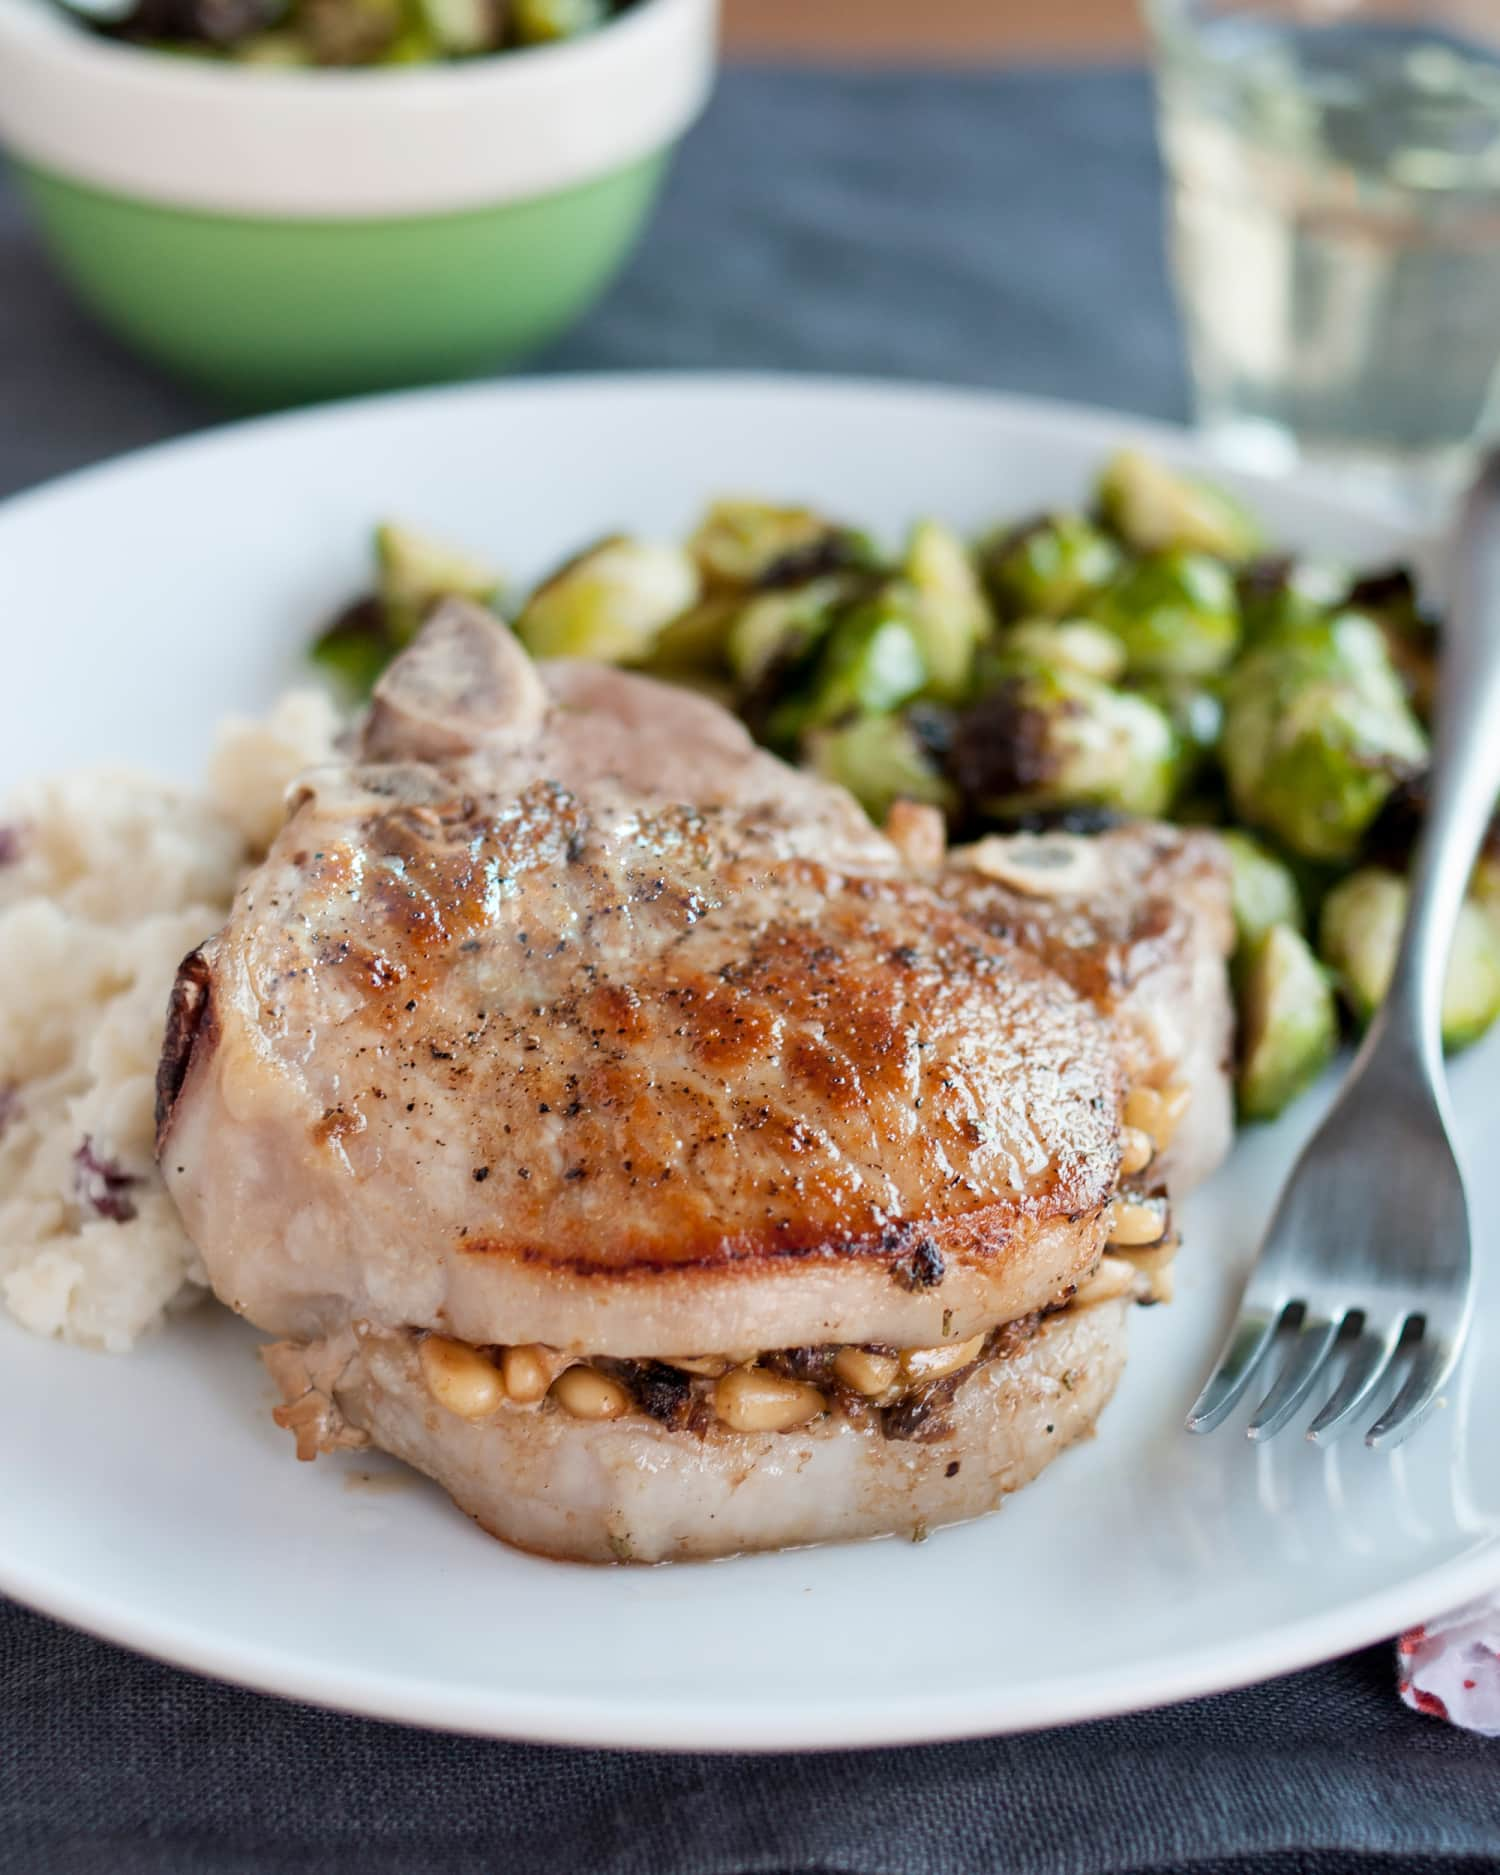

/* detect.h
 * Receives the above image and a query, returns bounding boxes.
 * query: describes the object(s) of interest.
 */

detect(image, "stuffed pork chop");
[158,601,1231,1562]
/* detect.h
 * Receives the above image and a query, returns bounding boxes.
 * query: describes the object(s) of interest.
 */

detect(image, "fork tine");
[1306,1316,1408,1446]
[1185,1305,1284,1433]
[1366,1335,1461,1450]
[1246,1316,1341,1441]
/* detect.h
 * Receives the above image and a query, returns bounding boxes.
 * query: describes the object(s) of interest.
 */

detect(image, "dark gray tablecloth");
[1,64,1494,1875]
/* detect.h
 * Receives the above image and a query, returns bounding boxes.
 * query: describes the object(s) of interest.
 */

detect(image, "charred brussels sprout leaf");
[807,714,956,825]
[1320,868,1500,1051]
[1097,449,1259,561]
[689,500,865,591]
[948,662,1177,819]
[983,515,1122,621]
[1343,565,1440,723]
[726,577,850,692]
[1092,551,1241,679]
[515,536,700,664]
[1236,924,1337,1121]
[1221,615,1428,861]
[1236,555,1341,646]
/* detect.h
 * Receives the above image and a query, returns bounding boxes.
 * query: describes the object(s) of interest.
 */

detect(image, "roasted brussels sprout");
[1006,620,1126,684]
[511,0,606,41]
[983,515,1121,620]
[1092,551,1240,679]
[807,714,956,825]
[1236,924,1338,1121]
[798,593,929,731]
[948,661,1178,819]
[1473,848,1500,931]
[514,536,700,664]
[67,0,627,71]
[414,0,505,53]
[1097,450,1258,561]
[1221,615,1428,861]
[1236,555,1341,646]
[1220,829,1304,956]
[309,521,504,696]
[376,520,503,643]
[638,595,739,677]
[301,0,403,61]
[233,29,315,61]
[726,576,850,692]
[689,500,862,591]
[1320,867,1500,1051]
[1343,565,1440,723]
[1129,674,1225,803]
[1359,774,1500,935]
[902,520,992,700]
[310,596,398,698]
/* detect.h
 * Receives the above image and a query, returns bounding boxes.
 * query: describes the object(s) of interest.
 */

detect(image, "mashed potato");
[0,692,340,1350]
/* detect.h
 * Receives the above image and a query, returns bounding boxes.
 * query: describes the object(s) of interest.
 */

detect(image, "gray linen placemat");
[2,64,1494,1875]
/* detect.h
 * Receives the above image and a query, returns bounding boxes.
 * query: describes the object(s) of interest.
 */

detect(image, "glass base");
[1195,413,1474,529]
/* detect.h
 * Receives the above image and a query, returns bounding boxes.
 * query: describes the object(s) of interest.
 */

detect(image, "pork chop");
[158,601,1231,1561]
[159,603,1127,1359]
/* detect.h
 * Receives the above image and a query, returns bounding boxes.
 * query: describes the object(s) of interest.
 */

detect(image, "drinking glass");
[1145,0,1500,516]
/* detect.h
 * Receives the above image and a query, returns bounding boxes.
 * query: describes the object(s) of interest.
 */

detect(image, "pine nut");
[500,1344,551,1405]
[666,1355,733,1377]
[418,1335,505,1420]
[551,1364,631,1421]
[1119,1125,1154,1177]
[1076,1254,1134,1306]
[1116,1241,1177,1305]
[714,1364,826,1433]
[884,800,946,871]
[1123,1083,1190,1150]
[1106,1194,1170,1247]
[900,1333,986,1386]
[833,1347,901,1397]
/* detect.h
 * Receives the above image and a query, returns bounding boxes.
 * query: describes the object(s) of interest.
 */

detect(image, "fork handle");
[1375,452,1500,1072]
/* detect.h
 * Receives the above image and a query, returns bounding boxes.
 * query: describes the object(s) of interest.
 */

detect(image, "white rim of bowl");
[0,0,717,218]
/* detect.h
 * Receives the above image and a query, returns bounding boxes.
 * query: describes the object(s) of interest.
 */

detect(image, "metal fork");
[1187,454,1500,1450]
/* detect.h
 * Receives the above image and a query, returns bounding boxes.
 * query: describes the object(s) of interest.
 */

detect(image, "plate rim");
[2,369,1490,1750]
[5,1526,1497,1750]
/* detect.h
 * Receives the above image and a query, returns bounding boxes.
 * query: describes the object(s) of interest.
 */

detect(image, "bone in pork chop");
[158,600,1232,1562]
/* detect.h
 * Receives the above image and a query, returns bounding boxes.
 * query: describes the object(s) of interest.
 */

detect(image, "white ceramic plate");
[3,375,1497,1751]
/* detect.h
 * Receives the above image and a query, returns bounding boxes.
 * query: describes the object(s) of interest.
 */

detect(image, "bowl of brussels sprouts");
[307,443,1500,1128]
[0,0,714,402]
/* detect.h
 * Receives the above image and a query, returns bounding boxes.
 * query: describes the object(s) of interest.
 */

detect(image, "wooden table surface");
[721,0,1143,61]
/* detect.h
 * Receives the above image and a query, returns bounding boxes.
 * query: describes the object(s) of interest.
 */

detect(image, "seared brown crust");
[158,615,1127,1355]
[191,782,1118,1276]
[154,947,213,1151]
[936,824,1224,1015]
[936,825,1235,1192]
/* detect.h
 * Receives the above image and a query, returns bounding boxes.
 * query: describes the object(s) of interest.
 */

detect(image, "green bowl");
[17,153,669,406]
[0,0,714,404]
